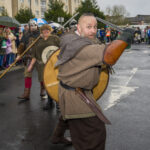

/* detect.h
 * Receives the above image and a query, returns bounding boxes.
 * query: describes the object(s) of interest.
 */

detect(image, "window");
[41,11,45,18]
[20,0,24,3]
[0,7,4,13]
[35,0,39,5]
[65,6,68,11]
[41,1,46,6]
[35,10,39,17]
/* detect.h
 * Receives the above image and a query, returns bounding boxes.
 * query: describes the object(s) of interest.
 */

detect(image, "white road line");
[125,68,138,86]
[143,50,150,54]
[104,68,138,110]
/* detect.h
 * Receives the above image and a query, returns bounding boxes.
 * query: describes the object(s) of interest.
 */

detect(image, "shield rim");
[42,45,59,64]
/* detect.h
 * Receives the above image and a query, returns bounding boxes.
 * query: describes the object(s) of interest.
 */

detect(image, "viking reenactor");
[27,24,60,108]
[17,22,40,101]
[51,13,133,150]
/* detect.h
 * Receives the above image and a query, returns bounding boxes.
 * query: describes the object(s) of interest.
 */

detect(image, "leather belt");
[60,81,75,90]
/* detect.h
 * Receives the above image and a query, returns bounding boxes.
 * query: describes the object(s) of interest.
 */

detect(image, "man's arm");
[103,28,134,66]
[27,58,36,72]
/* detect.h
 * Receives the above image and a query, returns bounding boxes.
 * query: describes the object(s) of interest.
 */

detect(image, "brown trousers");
[68,116,106,150]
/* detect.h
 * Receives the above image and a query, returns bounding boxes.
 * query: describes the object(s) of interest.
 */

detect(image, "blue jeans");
[0,54,4,67]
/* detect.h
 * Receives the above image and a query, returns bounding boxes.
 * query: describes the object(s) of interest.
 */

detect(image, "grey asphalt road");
[100,44,150,150]
[0,44,150,150]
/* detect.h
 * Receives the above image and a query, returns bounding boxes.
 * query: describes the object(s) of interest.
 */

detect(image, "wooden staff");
[0,35,41,79]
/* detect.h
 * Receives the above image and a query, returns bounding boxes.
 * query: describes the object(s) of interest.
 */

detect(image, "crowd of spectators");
[96,26,150,45]
[96,27,119,43]
[1,24,150,71]
[129,26,150,44]
[0,26,23,70]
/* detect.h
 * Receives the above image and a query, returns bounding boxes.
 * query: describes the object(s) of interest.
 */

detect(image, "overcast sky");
[97,0,150,17]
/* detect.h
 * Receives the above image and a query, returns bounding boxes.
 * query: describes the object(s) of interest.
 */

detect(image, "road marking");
[143,50,150,54]
[125,68,138,86]
[104,68,138,110]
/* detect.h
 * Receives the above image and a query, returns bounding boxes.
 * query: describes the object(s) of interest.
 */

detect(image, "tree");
[105,5,130,25]
[44,0,71,24]
[15,8,35,23]
[0,6,8,16]
[75,0,105,28]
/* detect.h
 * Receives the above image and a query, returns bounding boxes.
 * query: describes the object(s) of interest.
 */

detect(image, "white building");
[0,0,82,18]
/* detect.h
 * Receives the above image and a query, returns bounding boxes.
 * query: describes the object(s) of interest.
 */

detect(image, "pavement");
[0,67,73,150]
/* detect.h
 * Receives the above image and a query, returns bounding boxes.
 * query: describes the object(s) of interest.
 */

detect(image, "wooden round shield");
[43,50,109,102]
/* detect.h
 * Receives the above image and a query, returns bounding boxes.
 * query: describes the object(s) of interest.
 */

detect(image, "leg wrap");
[25,77,32,89]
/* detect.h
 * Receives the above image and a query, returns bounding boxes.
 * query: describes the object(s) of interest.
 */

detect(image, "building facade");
[0,0,13,16]
[0,0,82,18]
[127,15,150,25]
[62,0,82,15]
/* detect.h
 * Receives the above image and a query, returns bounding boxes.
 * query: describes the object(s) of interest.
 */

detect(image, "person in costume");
[27,24,60,109]
[55,13,133,150]
[16,23,40,101]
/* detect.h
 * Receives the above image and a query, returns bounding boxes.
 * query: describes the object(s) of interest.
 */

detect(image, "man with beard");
[55,13,133,150]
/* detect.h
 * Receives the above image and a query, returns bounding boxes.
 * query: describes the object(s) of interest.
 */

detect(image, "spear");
[96,17,123,33]
[62,12,79,27]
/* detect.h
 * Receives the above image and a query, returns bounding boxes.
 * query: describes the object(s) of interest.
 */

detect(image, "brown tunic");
[58,43,105,119]
[32,35,60,81]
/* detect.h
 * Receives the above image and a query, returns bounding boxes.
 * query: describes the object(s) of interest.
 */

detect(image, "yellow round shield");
[43,50,109,102]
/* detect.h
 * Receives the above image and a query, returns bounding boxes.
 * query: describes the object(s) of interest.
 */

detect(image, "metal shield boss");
[42,46,59,64]
[43,50,109,102]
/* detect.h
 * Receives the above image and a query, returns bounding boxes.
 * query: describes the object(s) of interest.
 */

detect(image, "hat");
[40,24,53,33]
[28,19,37,26]
[69,19,77,28]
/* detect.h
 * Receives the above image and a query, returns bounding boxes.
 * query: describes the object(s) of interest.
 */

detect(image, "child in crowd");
[0,27,6,70]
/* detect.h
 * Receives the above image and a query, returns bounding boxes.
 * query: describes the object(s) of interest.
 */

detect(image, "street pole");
[30,0,32,19]
[29,0,32,32]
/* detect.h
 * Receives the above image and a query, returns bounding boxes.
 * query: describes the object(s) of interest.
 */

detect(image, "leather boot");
[40,86,46,97]
[56,102,60,112]
[51,117,72,145]
[17,88,30,100]
[43,95,54,110]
